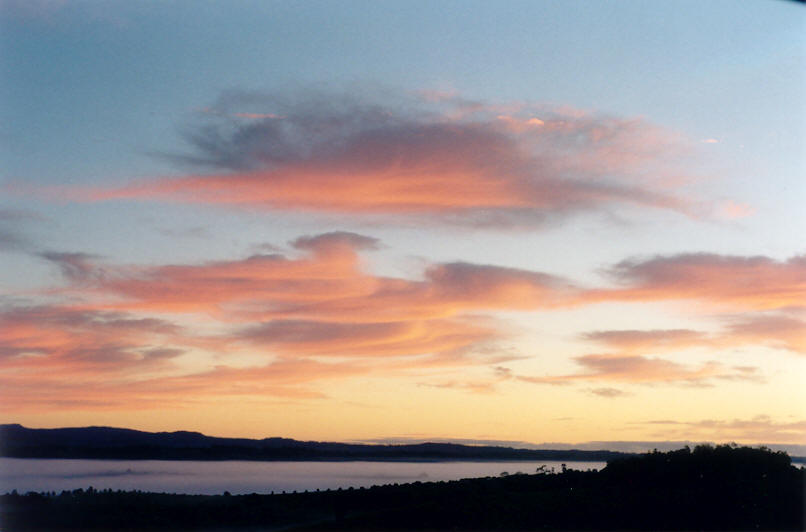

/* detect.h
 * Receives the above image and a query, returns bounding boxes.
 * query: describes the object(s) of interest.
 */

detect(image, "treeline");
[1,445,803,530]
[0,424,626,462]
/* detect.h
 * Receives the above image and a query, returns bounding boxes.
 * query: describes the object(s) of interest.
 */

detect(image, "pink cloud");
[723,314,806,354]
[589,253,806,310]
[581,316,806,356]
[9,236,804,413]
[0,306,192,380]
[715,200,755,220]
[25,90,715,228]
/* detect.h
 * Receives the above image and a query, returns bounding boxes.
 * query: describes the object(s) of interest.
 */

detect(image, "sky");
[1,0,805,452]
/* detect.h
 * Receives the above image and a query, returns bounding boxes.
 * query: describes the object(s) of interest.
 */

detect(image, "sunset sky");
[1,0,804,452]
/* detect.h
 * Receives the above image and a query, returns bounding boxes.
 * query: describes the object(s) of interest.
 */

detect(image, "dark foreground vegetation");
[2,445,803,531]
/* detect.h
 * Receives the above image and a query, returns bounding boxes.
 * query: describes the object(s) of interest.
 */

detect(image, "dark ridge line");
[0,424,628,462]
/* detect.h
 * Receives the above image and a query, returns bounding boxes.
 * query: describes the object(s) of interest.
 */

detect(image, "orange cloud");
[522,311,805,386]
[3,232,576,411]
[0,306,187,375]
[0,356,368,412]
[29,90,709,227]
[40,232,575,324]
[9,236,804,413]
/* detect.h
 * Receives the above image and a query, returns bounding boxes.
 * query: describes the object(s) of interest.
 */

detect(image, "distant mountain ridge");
[0,424,628,462]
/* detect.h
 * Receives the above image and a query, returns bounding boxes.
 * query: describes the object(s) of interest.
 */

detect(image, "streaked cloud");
[0,231,573,410]
[0,356,363,411]
[0,305,186,376]
[580,329,709,352]
[723,314,806,354]
[37,232,574,356]
[5,234,804,412]
[591,252,806,310]
[518,353,757,386]
[581,313,806,356]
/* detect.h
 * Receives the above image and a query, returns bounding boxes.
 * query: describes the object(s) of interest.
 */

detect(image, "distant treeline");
[0,424,626,462]
[1,445,803,531]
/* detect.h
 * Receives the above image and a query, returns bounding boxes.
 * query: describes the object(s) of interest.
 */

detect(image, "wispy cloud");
[0,208,47,253]
[514,307,805,386]
[635,415,806,445]
[580,329,709,352]
[714,200,755,220]
[589,387,631,398]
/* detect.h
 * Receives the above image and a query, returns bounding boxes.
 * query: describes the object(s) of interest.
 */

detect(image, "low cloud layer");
[2,232,803,411]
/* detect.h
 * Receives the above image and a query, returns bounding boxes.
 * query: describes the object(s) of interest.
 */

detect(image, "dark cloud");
[0,228,29,251]
[0,208,46,252]
[38,251,102,282]
[158,226,210,239]
[169,88,414,171]
[141,347,185,360]
[291,231,381,254]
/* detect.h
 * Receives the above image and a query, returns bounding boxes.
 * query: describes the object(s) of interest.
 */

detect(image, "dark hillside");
[0,424,625,462]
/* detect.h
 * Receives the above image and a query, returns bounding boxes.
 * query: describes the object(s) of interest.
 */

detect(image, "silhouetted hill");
[1,445,802,530]
[0,424,626,462]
